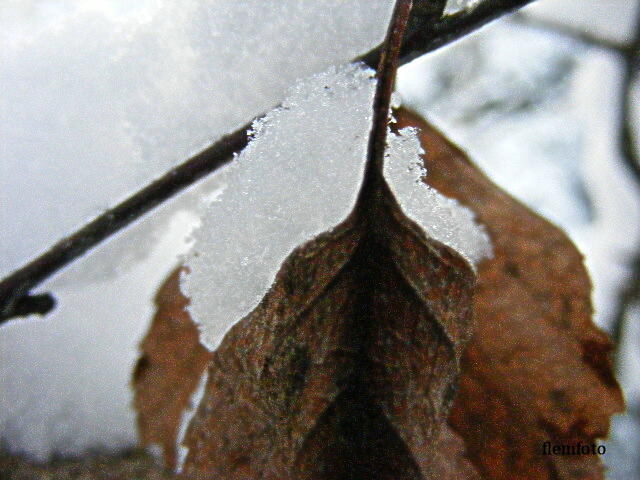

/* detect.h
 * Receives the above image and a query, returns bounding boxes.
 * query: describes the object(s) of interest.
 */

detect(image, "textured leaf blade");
[133,268,212,471]
[180,189,476,478]
[394,107,624,480]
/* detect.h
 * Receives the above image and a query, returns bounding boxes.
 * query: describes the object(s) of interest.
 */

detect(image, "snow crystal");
[385,129,492,266]
[184,64,491,352]
[0,0,394,278]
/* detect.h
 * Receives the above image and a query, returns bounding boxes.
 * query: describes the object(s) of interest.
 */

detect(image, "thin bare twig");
[0,0,538,324]
[359,0,536,66]
[0,125,249,322]
[365,0,413,184]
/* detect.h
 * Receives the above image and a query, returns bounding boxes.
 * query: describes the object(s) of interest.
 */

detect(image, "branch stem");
[0,0,537,324]
[359,0,536,67]
[0,125,249,322]
[365,0,413,182]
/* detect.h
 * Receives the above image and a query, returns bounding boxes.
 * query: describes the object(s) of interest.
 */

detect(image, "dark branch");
[359,0,537,67]
[364,0,413,184]
[0,0,538,324]
[0,125,249,323]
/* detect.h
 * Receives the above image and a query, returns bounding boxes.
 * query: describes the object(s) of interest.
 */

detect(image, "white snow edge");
[183,63,492,352]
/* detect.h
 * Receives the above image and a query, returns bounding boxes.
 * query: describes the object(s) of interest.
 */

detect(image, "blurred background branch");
[514,3,640,351]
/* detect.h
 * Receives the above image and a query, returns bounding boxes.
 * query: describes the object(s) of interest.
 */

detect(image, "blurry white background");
[1,1,639,478]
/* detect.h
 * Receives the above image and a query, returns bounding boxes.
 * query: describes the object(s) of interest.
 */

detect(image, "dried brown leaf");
[133,267,212,471]
[132,171,478,479]
[394,107,624,480]
[180,182,476,478]
[133,4,480,477]
[174,4,480,477]
[134,108,622,480]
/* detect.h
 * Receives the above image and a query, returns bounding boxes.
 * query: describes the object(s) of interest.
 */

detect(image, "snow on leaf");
[384,128,492,267]
[180,147,477,479]
[183,63,490,352]
[133,101,623,480]
[134,51,490,475]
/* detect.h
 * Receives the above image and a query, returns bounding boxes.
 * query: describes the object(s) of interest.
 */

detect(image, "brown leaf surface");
[133,267,212,471]
[394,108,624,480]
[135,6,478,477]
[135,108,623,480]
[180,183,476,479]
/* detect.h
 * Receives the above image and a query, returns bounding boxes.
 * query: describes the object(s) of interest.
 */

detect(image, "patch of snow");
[183,64,376,351]
[0,0,394,278]
[385,128,492,266]
[184,64,491,352]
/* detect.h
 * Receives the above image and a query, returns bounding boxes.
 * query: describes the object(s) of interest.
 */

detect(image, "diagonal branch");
[359,0,536,66]
[0,125,249,323]
[364,0,413,184]
[0,0,538,324]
